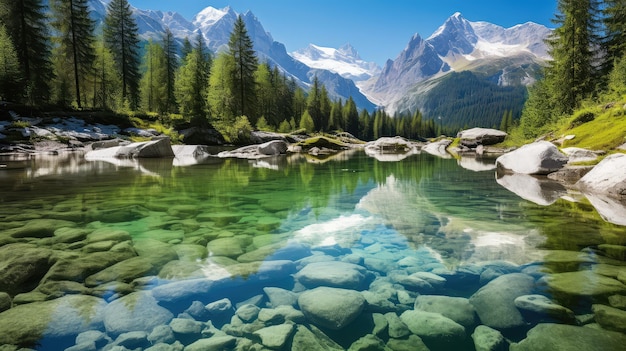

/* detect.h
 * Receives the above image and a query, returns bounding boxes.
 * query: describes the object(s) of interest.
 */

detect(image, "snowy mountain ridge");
[290,44,382,82]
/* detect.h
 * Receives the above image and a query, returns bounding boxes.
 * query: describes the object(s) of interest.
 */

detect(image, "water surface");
[0,151,625,350]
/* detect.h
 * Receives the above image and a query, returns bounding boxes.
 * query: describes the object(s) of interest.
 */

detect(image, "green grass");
[558,102,626,151]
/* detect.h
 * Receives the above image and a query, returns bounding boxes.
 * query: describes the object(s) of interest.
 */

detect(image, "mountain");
[362,12,552,126]
[290,43,381,82]
[85,1,376,111]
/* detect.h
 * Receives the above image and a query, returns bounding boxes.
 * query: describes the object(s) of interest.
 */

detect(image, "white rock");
[496,141,568,175]
[577,153,626,198]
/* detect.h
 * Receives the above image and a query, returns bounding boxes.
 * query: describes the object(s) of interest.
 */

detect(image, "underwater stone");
[384,312,411,339]
[592,304,626,333]
[472,325,508,351]
[386,335,430,351]
[264,287,299,307]
[0,243,56,295]
[206,237,245,258]
[205,298,233,315]
[347,334,388,351]
[415,295,478,329]
[400,310,466,347]
[295,261,369,289]
[0,295,106,348]
[184,335,237,351]
[291,324,344,351]
[470,273,534,329]
[147,325,176,345]
[298,287,366,330]
[538,270,626,303]
[514,294,575,323]
[235,304,260,323]
[510,323,626,351]
[113,331,149,349]
[103,291,173,337]
[253,323,295,349]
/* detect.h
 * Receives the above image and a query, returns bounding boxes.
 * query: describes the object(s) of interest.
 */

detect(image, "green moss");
[297,135,347,150]
[558,103,626,151]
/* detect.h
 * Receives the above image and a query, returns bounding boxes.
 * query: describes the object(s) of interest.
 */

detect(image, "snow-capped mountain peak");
[192,6,230,28]
[290,43,381,82]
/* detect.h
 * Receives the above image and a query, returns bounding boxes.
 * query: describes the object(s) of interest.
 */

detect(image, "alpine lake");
[1,149,626,351]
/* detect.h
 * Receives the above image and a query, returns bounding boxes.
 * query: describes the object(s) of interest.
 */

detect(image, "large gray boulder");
[295,261,370,289]
[496,141,568,175]
[469,273,535,329]
[103,291,174,337]
[399,310,466,347]
[0,295,106,348]
[258,140,288,156]
[414,295,477,329]
[458,128,507,147]
[510,323,626,351]
[85,137,175,159]
[577,153,626,198]
[422,139,453,159]
[298,287,366,330]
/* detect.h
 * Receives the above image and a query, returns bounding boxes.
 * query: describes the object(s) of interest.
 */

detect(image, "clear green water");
[0,151,625,350]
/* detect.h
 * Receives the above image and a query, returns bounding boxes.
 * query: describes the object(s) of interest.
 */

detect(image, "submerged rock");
[472,325,508,351]
[298,287,366,330]
[510,323,626,351]
[0,295,106,348]
[592,304,626,333]
[538,270,626,303]
[496,141,568,175]
[295,261,370,289]
[103,291,173,337]
[399,310,466,347]
[414,295,477,329]
[469,273,535,329]
[513,294,575,323]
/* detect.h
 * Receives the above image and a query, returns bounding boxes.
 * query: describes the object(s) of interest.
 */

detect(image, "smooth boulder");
[295,261,369,289]
[469,273,535,329]
[298,287,366,330]
[496,141,568,175]
[458,128,507,147]
[510,323,626,351]
[577,153,626,198]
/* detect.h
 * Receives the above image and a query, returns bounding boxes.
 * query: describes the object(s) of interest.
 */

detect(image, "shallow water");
[0,151,625,350]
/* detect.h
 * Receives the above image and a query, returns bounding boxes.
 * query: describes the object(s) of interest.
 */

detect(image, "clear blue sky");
[130,0,557,65]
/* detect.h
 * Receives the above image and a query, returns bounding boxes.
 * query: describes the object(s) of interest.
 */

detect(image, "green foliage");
[0,0,53,103]
[299,110,315,133]
[104,0,141,109]
[217,115,253,144]
[0,24,22,101]
[228,15,258,121]
[140,40,167,113]
[569,110,596,128]
[278,119,292,133]
[90,37,122,110]
[421,71,526,130]
[255,115,273,131]
[50,0,95,108]
[207,52,235,123]
[175,36,209,125]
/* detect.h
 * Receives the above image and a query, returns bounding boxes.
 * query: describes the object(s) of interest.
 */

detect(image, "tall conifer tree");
[603,0,626,73]
[162,28,178,113]
[50,0,95,108]
[0,24,22,101]
[228,15,258,121]
[0,0,53,103]
[104,0,140,109]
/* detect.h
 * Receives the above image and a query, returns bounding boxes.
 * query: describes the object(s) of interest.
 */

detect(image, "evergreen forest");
[0,0,451,143]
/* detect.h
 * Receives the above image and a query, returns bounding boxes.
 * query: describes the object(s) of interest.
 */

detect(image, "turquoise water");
[0,151,625,350]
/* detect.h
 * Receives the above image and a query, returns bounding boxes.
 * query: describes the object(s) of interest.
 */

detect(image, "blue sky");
[131,0,557,65]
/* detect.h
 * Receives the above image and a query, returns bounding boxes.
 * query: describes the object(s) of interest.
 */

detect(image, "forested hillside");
[418,71,526,130]
[0,0,447,143]
[516,0,626,148]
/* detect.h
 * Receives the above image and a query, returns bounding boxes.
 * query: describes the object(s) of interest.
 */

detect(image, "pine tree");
[343,97,359,137]
[180,37,193,60]
[547,0,602,114]
[90,37,121,110]
[162,28,178,113]
[176,39,210,124]
[207,52,235,124]
[140,39,166,112]
[603,0,626,75]
[0,24,22,101]
[228,15,258,121]
[306,75,322,131]
[299,110,315,133]
[104,0,141,109]
[50,0,95,108]
[255,62,274,125]
[0,0,53,103]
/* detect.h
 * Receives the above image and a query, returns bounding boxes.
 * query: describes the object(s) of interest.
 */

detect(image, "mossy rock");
[297,136,348,151]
